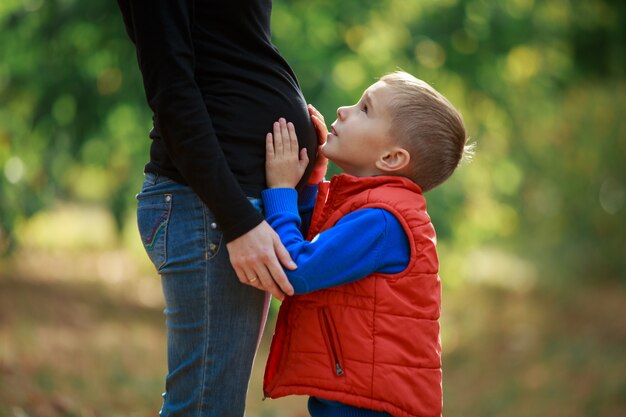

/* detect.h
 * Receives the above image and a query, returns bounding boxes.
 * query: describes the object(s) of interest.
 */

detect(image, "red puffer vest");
[263,174,442,417]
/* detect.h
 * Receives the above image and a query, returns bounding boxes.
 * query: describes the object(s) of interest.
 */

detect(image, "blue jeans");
[136,173,271,417]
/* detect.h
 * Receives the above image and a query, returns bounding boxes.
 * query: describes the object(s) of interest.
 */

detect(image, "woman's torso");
[148,0,317,195]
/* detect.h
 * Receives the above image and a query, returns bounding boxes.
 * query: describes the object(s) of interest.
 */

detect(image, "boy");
[260,71,471,417]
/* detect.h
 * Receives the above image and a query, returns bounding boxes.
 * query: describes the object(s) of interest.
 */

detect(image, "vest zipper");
[319,308,345,377]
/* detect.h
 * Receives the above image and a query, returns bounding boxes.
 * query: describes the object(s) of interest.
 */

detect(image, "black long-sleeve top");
[118,0,316,241]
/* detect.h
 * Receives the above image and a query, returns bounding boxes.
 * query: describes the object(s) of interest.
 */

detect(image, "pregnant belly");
[272,96,318,189]
[209,89,319,190]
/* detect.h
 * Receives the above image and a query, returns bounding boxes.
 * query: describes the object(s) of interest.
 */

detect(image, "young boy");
[260,71,471,417]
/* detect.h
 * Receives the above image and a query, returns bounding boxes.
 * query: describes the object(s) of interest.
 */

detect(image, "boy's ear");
[376,147,411,173]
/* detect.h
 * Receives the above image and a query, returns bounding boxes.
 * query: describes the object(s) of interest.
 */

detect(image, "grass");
[1,249,625,417]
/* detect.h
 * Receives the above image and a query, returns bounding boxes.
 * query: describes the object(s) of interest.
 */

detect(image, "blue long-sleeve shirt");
[261,186,410,294]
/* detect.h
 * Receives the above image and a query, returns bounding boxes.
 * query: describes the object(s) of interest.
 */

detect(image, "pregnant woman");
[117,1,317,416]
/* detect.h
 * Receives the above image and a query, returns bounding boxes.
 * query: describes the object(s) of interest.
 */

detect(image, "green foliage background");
[1,1,626,415]
[1,0,625,280]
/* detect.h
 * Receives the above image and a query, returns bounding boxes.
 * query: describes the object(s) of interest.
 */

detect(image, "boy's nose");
[337,106,347,120]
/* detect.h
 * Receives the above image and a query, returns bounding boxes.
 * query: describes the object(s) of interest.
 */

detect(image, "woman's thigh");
[137,173,270,416]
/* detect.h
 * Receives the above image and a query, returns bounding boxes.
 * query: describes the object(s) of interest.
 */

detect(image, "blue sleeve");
[262,188,410,294]
[297,184,317,236]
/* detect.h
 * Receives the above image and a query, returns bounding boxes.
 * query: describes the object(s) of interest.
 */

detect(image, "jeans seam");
[197,198,210,417]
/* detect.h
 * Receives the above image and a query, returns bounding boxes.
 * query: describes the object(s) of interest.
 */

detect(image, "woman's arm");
[118,0,294,299]
[118,0,262,241]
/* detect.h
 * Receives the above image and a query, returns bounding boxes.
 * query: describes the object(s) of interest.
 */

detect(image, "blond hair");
[381,71,471,192]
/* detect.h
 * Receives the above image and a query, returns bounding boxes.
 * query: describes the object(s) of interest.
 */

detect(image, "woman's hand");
[307,104,329,184]
[226,220,295,301]
[265,118,309,188]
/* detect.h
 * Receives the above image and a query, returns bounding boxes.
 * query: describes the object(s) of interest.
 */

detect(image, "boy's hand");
[266,118,309,188]
[307,104,329,184]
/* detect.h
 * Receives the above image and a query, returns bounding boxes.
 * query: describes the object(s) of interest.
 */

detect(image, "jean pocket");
[137,193,172,272]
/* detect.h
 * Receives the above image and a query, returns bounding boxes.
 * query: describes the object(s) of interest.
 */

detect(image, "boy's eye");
[362,104,368,114]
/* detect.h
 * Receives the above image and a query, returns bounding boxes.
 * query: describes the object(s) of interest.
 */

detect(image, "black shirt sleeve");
[118,0,263,242]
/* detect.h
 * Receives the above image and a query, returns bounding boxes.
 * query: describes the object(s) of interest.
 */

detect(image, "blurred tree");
[0,0,150,252]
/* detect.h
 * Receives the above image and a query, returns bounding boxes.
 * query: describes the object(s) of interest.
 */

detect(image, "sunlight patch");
[464,247,537,291]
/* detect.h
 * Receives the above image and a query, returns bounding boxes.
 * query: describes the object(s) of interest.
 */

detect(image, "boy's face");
[322,81,396,177]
